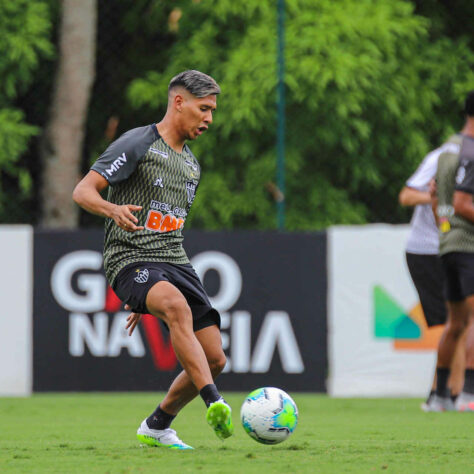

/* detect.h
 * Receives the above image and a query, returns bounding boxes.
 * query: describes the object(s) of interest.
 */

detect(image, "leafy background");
[1,0,474,229]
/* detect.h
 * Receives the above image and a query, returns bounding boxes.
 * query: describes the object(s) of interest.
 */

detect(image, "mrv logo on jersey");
[105,152,127,176]
[49,250,304,374]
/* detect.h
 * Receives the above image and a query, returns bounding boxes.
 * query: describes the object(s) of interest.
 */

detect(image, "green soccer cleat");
[206,399,234,440]
[136,420,194,450]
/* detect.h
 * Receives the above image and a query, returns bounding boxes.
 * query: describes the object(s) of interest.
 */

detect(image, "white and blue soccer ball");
[240,387,298,444]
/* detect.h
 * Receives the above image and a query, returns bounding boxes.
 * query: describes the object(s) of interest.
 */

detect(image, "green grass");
[0,393,472,473]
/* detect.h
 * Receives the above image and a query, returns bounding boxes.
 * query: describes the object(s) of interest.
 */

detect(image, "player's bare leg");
[146,281,213,390]
[455,297,474,411]
[424,329,466,410]
[428,301,469,411]
[160,324,226,414]
[423,331,465,411]
[437,301,468,368]
[465,308,474,369]
[448,329,467,396]
[156,324,233,439]
[139,286,233,442]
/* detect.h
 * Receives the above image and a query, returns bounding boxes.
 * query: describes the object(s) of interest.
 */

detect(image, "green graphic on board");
[373,285,421,339]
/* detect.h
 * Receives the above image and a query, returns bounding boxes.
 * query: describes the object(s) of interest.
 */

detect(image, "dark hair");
[464,90,474,116]
[168,70,221,98]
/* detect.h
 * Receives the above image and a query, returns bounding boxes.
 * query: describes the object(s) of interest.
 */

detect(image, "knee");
[447,319,468,339]
[160,296,192,328]
[208,353,227,378]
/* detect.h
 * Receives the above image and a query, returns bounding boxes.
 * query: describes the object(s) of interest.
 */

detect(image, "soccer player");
[73,70,234,448]
[399,146,465,410]
[431,90,474,412]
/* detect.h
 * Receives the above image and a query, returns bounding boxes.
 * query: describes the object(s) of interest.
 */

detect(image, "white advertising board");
[0,226,32,396]
[328,224,441,397]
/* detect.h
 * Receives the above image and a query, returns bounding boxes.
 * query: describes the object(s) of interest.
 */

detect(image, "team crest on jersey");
[134,268,149,283]
[186,180,197,204]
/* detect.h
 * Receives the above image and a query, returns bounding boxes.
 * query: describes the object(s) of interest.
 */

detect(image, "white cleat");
[423,394,455,412]
[420,393,435,412]
[136,419,193,450]
[454,392,474,412]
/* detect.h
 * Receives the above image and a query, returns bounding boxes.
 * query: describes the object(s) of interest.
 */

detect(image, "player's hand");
[125,304,143,336]
[110,204,144,232]
[429,179,437,197]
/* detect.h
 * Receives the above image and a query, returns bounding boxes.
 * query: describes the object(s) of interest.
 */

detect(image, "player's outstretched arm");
[72,170,144,232]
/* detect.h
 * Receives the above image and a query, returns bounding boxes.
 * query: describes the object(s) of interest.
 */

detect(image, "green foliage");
[128,0,474,230]
[0,108,37,188]
[0,0,52,220]
[0,0,53,100]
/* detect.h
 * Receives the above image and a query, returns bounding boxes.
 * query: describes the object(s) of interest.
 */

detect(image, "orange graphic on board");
[393,302,444,351]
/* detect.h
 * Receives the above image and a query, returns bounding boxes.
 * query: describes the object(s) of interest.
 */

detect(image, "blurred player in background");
[399,149,465,410]
[73,70,234,448]
[431,90,474,412]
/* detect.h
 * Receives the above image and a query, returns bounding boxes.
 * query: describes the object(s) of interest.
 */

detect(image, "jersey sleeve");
[455,158,474,194]
[90,125,157,186]
[406,149,440,190]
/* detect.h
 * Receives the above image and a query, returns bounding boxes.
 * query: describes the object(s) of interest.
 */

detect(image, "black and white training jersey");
[90,124,201,286]
[436,134,474,256]
[405,141,460,255]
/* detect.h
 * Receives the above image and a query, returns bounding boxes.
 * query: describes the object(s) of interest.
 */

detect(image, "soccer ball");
[240,387,298,444]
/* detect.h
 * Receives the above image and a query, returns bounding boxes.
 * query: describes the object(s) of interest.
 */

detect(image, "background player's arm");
[73,171,144,232]
[453,191,474,223]
[430,179,439,225]
[398,186,431,206]
[452,159,474,223]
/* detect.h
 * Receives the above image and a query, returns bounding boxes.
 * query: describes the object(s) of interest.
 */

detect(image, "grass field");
[0,393,472,473]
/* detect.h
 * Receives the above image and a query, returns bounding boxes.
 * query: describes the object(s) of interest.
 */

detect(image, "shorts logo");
[134,269,149,283]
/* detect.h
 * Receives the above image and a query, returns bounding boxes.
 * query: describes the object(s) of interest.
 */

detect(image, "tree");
[128,0,474,230]
[1,0,175,227]
[0,0,52,223]
[3,0,474,229]
[40,0,97,228]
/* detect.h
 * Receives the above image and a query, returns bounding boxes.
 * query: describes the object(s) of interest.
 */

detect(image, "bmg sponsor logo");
[50,250,304,374]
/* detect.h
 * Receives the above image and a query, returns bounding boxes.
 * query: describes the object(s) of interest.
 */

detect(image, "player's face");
[180,93,217,140]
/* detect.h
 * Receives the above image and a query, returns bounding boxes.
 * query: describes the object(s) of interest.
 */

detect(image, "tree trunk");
[40,0,97,228]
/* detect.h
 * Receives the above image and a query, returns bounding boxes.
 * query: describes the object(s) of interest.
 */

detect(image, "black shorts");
[406,252,447,327]
[112,261,220,332]
[440,252,474,302]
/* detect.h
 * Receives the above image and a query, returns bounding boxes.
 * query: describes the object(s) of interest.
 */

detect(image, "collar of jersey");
[152,123,192,158]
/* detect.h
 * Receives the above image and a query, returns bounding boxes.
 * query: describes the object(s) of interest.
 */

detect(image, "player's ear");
[174,93,184,112]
